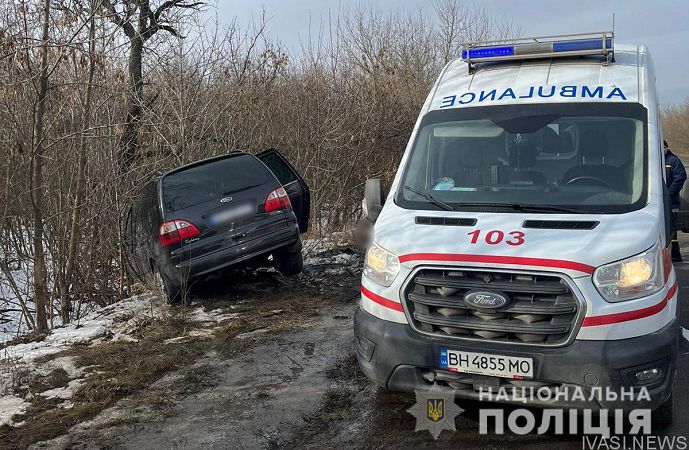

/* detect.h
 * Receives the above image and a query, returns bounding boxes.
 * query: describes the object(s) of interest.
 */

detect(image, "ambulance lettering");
[439,85,627,108]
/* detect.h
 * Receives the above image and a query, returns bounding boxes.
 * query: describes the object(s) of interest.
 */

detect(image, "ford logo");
[220,197,233,203]
[464,290,510,309]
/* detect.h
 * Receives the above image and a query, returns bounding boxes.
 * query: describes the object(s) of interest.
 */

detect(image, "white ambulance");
[355,32,678,423]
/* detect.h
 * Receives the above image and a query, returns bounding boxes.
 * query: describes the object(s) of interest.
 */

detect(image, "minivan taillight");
[264,187,291,212]
[159,220,199,246]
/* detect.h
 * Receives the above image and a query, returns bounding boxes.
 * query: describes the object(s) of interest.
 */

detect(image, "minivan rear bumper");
[354,307,677,411]
[173,221,299,278]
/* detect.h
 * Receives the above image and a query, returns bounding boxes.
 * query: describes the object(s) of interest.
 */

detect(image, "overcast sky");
[210,0,689,106]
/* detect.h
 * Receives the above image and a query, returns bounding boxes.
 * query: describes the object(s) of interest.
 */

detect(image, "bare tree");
[100,0,204,174]
[31,0,53,332]
[434,0,521,63]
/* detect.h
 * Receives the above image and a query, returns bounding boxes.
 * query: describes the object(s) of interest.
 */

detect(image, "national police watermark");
[478,384,651,405]
[407,385,686,448]
[406,385,464,439]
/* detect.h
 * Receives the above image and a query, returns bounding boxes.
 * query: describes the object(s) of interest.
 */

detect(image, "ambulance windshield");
[398,103,648,214]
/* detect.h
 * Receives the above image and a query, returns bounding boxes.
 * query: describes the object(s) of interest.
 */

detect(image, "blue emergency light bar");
[460,32,614,67]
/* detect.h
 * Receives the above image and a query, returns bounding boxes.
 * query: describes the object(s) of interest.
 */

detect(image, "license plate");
[209,203,254,226]
[439,348,533,379]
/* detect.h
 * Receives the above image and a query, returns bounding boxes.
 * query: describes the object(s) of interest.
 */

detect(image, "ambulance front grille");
[403,268,580,346]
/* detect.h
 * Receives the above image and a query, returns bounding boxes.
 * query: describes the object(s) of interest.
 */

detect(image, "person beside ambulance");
[665,139,687,262]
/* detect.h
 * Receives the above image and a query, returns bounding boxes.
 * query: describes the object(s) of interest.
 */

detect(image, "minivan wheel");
[153,266,181,303]
[274,242,303,277]
[652,391,674,425]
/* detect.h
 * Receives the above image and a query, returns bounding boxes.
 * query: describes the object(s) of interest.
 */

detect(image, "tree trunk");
[32,0,52,333]
[119,36,144,174]
[60,1,99,323]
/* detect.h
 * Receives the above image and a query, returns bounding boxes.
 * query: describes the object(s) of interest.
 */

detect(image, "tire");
[652,391,674,425]
[274,241,304,277]
[152,265,181,304]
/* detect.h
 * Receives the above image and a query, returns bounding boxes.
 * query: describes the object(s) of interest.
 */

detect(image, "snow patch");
[0,395,30,426]
[305,252,356,267]
[1,294,158,365]
[302,232,354,257]
[236,328,269,339]
[0,294,165,428]
[163,328,216,344]
[35,356,84,379]
[40,379,84,400]
[187,307,241,325]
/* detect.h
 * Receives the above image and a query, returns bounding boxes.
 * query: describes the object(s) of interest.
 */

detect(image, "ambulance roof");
[428,44,654,113]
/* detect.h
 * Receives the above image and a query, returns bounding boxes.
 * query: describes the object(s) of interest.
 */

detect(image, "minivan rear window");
[162,155,273,212]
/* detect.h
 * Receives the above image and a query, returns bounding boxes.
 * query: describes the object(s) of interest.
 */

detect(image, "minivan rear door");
[161,154,281,259]
[257,148,310,233]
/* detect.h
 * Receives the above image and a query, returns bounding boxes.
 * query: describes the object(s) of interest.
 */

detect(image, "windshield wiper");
[403,185,454,211]
[451,202,581,214]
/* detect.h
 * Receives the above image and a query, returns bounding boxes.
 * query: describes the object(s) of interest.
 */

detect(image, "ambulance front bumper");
[354,306,677,410]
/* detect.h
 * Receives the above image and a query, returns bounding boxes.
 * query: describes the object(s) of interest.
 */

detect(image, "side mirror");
[364,178,386,223]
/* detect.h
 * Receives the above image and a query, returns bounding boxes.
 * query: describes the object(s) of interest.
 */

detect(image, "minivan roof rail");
[460,31,614,73]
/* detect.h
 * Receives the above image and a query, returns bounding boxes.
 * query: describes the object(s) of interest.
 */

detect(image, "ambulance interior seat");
[450,143,484,188]
[542,126,563,155]
[508,142,545,186]
[561,130,626,191]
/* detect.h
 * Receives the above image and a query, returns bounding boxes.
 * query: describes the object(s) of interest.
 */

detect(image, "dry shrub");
[662,100,689,158]
[0,1,517,332]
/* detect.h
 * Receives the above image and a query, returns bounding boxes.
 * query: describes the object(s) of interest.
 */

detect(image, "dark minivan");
[122,149,310,301]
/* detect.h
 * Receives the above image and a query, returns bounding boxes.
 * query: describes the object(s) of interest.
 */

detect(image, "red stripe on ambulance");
[398,253,595,275]
[582,281,678,327]
[360,285,403,312]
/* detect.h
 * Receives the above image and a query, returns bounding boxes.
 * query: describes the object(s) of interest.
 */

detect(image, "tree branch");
[143,1,204,40]
[100,0,135,38]
[154,1,204,22]
[153,24,180,37]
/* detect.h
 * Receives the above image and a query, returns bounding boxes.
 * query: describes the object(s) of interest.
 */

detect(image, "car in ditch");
[121,149,310,302]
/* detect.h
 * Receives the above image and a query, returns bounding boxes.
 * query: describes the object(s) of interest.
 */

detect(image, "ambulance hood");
[373,201,661,279]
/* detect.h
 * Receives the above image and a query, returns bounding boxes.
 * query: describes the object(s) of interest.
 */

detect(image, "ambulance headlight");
[593,243,664,302]
[364,242,400,287]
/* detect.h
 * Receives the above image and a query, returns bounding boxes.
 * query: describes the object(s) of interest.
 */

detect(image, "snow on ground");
[40,379,84,400]
[302,232,355,257]
[186,307,241,325]
[36,356,85,379]
[0,290,259,427]
[0,260,34,344]
[0,395,30,427]
[0,293,164,426]
[1,294,159,366]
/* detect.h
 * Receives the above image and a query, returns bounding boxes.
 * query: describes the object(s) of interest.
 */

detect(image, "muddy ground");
[3,245,689,449]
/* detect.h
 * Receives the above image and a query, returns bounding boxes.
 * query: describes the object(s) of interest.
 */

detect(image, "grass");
[213,302,321,358]
[0,317,208,449]
[25,368,71,394]
[253,388,271,401]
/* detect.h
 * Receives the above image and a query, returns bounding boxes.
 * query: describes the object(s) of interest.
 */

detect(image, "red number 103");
[467,230,525,246]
